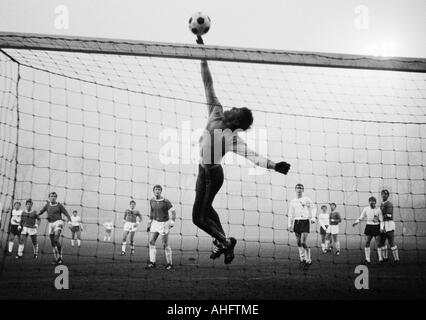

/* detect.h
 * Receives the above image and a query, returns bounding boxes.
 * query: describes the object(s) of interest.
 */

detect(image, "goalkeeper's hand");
[288,226,294,233]
[147,225,151,232]
[196,35,204,45]
[275,161,291,175]
[17,225,22,231]
[352,220,359,227]
[310,218,316,224]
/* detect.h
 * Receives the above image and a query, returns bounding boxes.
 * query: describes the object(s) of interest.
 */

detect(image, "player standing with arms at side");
[6,202,23,256]
[379,190,399,264]
[17,199,40,259]
[121,200,142,256]
[288,184,317,270]
[146,185,176,270]
[38,192,71,265]
[353,196,383,264]
[194,35,291,264]
[69,210,83,248]
[318,205,330,254]
[328,203,342,256]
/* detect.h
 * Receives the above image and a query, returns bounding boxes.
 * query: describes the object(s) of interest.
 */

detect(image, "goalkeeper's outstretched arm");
[196,35,222,115]
[234,135,290,174]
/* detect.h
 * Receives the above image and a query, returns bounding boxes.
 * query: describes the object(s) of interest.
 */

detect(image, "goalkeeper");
[193,35,291,265]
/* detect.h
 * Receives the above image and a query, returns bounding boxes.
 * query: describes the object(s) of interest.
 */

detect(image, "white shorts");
[123,222,138,232]
[383,221,396,232]
[150,220,173,235]
[21,227,37,236]
[329,225,339,235]
[48,220,64,234]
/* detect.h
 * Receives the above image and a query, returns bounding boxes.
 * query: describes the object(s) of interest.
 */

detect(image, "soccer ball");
[188,12,211,36]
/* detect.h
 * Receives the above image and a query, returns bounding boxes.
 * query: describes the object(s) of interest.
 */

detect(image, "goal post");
[0,32,425,298]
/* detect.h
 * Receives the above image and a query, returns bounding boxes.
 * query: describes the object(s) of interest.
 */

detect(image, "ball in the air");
[188,12,211,36]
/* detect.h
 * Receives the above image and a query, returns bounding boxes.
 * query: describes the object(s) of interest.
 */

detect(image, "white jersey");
[318,212,330,229]
[357,206,383,225]
[11,209,23,225]
[103,222,114,230]
[69,215,82,227]
[288,196,316,228]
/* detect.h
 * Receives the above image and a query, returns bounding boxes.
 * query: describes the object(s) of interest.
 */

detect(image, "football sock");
[377,247,383,261]
[305,248,311,263]
[149,245,157,263]
[364,247,371,261]
[391,246,399,261]
[57,244,62,258]
[165,246,172,265]
[325,240,330,250]
[53,247,58,260]
[71,239,75,246]
[77,240,81,246]
[18,244,24,256]
[383,245,388,259]
[8,241,14,253]
[335,241,340,251]
[121,242,126,252]
[321,243,325,252]
[298,247,305,262]
[33,244,39,255]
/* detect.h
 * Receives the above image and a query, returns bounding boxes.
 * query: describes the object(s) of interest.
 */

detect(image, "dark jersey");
[38,202,69,223]
[124,209,142,223]
[21,210,39,228]
[150,198,173,222]
[380,200,393,221]
[329,211,342,225]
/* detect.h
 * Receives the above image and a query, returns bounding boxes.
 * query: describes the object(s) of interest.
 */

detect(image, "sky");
[0,0,425,57]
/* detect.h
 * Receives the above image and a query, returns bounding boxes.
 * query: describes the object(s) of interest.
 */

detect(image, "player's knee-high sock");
[130,241,134,251]
[8,241,14,253]
[33,244,39,255]
[165,246,172,265]
[321,243,325,252]
[71,239,75,246]
[56,243,62,258]
[377,247,383,262]
[335,241,340,251]
[18,244,24,256]
[325,239,330,250]
[121,241,126,252]
[383,244,388,259]
[304,248,311,263]
[297,246,305,262]
[149,245,157,263]
[391,246,399,261]
[364,247,371,262]
[77,239,81,247]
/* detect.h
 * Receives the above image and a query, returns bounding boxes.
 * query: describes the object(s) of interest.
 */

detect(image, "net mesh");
[0,35,425,299]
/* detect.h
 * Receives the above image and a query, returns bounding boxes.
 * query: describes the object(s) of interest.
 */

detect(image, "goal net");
[0,33,425,299]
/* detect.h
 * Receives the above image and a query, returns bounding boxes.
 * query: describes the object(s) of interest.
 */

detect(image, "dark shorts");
[364,224,380,237]
[320,226,328,235]
[70,226,81,233]
[10,224,21,236]
[294,219,310,234]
